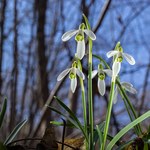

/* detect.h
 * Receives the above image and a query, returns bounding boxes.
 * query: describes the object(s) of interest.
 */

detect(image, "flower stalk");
[83,14,94,149]
[101,81,115,150]
[88,38,94,149]
[77,59,88,146]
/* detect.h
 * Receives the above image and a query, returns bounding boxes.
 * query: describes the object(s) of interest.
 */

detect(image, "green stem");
[88,38,94,149]
[78,60,88,148]
[102,81,115,150]
[83,14,94,149]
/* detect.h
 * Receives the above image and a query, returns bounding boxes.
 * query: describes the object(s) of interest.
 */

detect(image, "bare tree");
[0,0,7,96]
[9,0,18,131]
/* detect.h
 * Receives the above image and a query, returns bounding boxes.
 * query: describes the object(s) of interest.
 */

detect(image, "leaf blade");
[4,119,27,145]
[107,111,150,150]
[0,97,7,128]
[54,96,88,141]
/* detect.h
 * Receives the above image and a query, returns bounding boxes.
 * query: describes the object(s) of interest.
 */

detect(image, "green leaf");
[0,97,7,128]
[107,111,150,150]
[96,125,103,149]
[53,96,88,141]
[82,14,90,29]
[47,106,79,129]
[94,121,105,142]
[50,121,75,128]
[4,119,27,145]
[93,122,116,146]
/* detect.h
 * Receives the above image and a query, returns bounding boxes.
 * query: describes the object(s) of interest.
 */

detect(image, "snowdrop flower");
[92,64,112,96]
[106,42,135,79]
[113,82,137,104]
[57,61,85,93]
[61,23,96,59]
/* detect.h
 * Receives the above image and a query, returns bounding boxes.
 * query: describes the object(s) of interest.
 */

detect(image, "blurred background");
[0,0,150,142]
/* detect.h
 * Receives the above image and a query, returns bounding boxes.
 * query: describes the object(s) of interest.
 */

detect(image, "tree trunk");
[0,0,7,96]
[36,0,48,105]
[36,0,51,135]
[9,0,18,131]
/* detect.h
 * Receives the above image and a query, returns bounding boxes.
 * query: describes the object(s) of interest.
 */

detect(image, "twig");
[93,0,112,33]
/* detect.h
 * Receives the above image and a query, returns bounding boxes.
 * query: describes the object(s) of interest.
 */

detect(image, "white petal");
[61,30,78,41]
[57,68,71,81]
[126,87,137,94]
[98,79,105,96]
[122,82,137,94]
[76,40,85,60]
[76,68,85,80]
[121,82,133,88]
[92,70,98,79]
[113,87,118,104]
[122,53,135,65]
[83,29,96,40]
[112,61,121,77]
[70,78,77,93]
[106,51,118,58]
[71,67,76,74]
[103,69,112,77]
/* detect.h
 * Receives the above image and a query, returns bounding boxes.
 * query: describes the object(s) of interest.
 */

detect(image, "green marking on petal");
[117,56,123,62]
[98,73,105,80]
[72,61,78,68]
[115,41,121,49]
[69,72,76,79]
[75,33,84,41]
[79,23,86,30]
[115,41,123,52]
[98,64,103,70]
[118,46,123,52]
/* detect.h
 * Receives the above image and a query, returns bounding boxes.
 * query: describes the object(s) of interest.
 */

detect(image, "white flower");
[106,42,135,78]
[61,23,96,60]
[113,82,137,104]
[57,61,85,93]
[92,64,112,96]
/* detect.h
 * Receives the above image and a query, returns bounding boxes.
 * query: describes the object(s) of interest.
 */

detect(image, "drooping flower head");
[113,81,137,104]
[61,23,96,60]
[107,42,135,81]
[92,63,112,96]
[57,61,85,93]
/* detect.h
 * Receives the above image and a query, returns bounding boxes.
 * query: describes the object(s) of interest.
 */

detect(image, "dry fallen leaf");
[58,137,85,150]
[36,125,58,150]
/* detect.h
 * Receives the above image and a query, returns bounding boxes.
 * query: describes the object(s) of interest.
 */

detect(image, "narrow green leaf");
[53,96,88,141]
[50,121,75,128]
[96,125,103,149]
[50,121,64,126]
[47,105,79,129]
[0,98,7,128]
[107,111,150,150]
[94,121,105,141]
[4,119,27,145]
[82,14,90,29]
